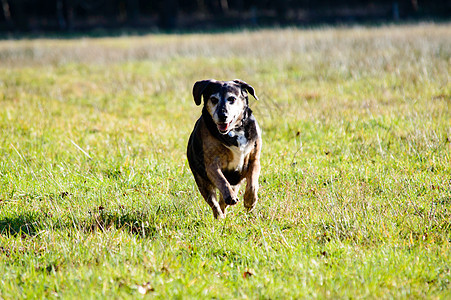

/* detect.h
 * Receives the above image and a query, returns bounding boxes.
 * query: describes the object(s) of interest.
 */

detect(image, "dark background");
[1,0,449,33]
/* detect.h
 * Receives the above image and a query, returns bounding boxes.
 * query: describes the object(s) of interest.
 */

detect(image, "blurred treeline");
[1,0,449,32]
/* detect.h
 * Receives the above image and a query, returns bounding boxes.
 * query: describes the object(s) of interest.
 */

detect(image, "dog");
[187,79,262,219]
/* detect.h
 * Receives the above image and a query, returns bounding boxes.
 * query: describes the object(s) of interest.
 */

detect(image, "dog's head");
[193,79,258,134]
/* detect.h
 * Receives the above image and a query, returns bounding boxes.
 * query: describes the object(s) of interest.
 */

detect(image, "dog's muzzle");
[217,121,232,134]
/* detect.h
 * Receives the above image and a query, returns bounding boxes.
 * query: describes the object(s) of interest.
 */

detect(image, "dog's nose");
[217,109,228,122]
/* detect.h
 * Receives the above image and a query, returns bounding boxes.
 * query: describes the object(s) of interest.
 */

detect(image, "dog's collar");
[202,107,253,147]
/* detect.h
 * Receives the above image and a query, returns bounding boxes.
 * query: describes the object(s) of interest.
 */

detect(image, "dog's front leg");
[206,160,238,207]
[244,149,261,211]
[219,184,241,214]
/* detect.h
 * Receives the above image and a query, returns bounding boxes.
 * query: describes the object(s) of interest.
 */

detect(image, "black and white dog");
[187,79,262,219]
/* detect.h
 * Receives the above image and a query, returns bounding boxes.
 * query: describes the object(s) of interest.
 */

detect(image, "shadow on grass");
[0,212,42,237]
[0,206,160,239]
[80,206,158,238]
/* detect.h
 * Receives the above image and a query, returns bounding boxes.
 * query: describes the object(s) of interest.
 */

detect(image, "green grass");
[0,23,450,298]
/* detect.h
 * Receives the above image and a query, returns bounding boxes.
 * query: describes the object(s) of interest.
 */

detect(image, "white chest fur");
[225,130,252,172]
[228,130,247,149]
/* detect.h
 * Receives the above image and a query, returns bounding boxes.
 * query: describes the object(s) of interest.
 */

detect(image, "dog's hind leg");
[195,175,224,219]
[201,187,224,219]
[218,193,227,215]
[244,148,261,212]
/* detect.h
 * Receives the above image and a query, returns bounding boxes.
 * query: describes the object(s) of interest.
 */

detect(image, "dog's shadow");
[0,212,41,237]
[0,207,158,239]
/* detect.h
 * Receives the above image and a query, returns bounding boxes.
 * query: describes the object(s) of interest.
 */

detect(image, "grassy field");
[0,23,450,298]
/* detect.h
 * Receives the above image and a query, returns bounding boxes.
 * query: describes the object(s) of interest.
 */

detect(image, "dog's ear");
[193,79,215,106]
[233,79,259,101]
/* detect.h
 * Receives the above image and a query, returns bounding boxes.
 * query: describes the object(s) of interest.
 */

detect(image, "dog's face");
[193,79,258,134]
[206,84,246,134]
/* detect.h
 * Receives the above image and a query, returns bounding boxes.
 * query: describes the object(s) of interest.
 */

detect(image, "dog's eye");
[227,97,236,104]
[210,97,218,105]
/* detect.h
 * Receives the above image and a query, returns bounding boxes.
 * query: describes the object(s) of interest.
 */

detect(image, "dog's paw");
[225,196,239,205]
[215,212,225,220]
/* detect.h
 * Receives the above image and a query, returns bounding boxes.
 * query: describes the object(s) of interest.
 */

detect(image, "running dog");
[187,79,262,219]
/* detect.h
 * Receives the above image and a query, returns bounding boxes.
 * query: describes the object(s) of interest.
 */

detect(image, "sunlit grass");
[0,23,450,298]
